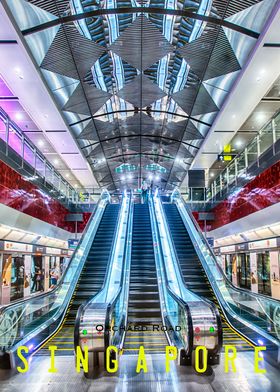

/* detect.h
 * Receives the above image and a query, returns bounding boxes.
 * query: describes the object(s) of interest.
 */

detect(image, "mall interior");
[0,0,280,391]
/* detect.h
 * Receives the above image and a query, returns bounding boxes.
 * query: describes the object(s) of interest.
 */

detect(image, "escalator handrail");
[174,190,280,305]
[104,194,133,351]
[0,191,110,358]
[159,197,223,354]
[149,195,194,354]
[74,194,132,352]
[0,190,110,317]
[173,189,280,346]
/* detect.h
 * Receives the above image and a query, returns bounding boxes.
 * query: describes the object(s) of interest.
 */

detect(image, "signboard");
[4,242,33,253]
[68,239,79,250]
[236,243,248,251]
[220,245,236,253]
[248,238,277,250]
[33,246,46,254]
[46,247,61,255]
[207,237,214,247]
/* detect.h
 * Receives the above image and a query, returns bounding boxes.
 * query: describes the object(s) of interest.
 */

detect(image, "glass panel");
[0,117,6,142]
[8,127,22,156]
[0,195,108,352]
[53,172,60,190]
[45,164,53,184]
[192,188,205,201]
[228,163,236,184]
[259,124,273,155]
[215,178,221,195]
[236,153,246,176]
[174,193,280,344]
[257,252,272,296]
[36,154,45,178]
[221,171,227,188]
[247,139,258,166]
[24,140,35,167]
[274,113,280,140]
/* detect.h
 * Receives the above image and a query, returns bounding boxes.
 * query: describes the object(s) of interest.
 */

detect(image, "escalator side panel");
[163,203,253,351]
[39,204,120,355]
[123,204,168,354]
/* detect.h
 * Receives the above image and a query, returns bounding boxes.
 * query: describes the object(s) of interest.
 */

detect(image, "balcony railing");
[181,110,280,205]
[0,107,79,205]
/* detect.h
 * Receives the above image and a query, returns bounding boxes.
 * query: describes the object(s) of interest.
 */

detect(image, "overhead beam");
[21,7,259,39]
[81,134,200,151]
[69,109,212,127]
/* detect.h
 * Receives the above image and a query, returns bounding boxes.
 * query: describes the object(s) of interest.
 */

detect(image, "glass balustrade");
[0,107,78,204]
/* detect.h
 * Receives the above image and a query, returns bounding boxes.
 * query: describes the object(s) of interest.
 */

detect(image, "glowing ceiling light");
[38,140,44,147]
[235,139,243,148]
[15,112,23,120]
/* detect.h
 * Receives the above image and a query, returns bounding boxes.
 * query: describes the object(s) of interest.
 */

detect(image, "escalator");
[163,203,254,351]
[39,203,120,355]
[123,204,168,354]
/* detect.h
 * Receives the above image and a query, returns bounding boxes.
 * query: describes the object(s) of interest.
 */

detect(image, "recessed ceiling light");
[121,176,125,181]
[148,174,153,180]
[127,174,132,180]
[65,173,69,178]
[235,139,243,148]
[256,112,265,122]
[155,175,160,181]
[38,140,44,147]
[74,184,78,188]
[53,159,59,165]
[15,112,23,120]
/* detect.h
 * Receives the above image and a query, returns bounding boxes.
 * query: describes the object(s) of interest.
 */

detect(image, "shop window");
[257,252,272,296]
[31,255,44,293]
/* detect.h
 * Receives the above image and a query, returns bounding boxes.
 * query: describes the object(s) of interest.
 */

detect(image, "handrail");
[173,188,280,305]
[0,190,110,367]
[0,106,79,203]
[172,188,280,348]
[74,192,132,362]
[0,190,108,317]
[73,194,122,342]
[148,194,193,356]
[156,195,223,355]
[104,194,133,351]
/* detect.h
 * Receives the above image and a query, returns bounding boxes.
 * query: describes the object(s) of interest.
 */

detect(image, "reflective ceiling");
[5,0,277,191]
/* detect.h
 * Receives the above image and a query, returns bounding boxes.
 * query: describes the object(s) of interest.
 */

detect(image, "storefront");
[216,237,280,299]
[0,241,72,305]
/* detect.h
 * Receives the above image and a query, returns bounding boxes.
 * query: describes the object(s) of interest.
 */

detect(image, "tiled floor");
[0,351,279,392]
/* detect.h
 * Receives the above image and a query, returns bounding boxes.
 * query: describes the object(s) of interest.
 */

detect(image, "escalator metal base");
[0,352,280,391]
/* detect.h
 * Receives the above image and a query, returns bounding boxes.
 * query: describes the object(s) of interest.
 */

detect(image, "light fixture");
[148,174,153,181]
[121,175,125,181]
[14,67,24,79]
[155,175,160,181]
[210,173,214,178]
[38,140,44,147]
[65,173,70,178]
[127,174,132,180]
[256,112,266,122]
[74,184,78,188]
[53,159,59,165]
[235,139,243,148]
[15,112,23,120]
